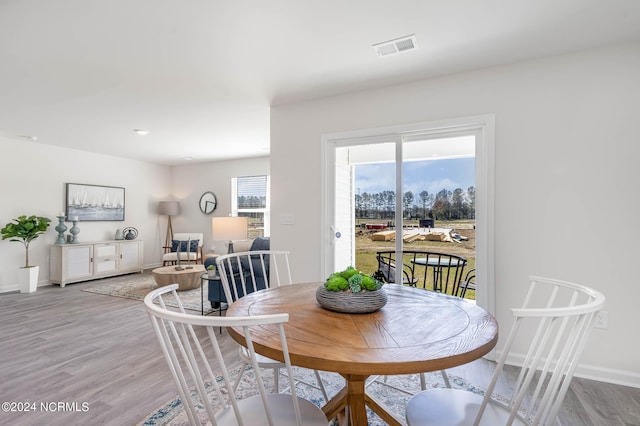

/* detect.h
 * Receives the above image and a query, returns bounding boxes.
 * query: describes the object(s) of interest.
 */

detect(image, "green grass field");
[353,220,476,299]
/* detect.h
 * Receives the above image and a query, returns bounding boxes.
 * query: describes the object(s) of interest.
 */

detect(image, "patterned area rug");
[138,365,488,425]
[82,274,215,314]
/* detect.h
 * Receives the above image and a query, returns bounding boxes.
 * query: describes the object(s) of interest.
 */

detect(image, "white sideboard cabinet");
[50,240,144,287]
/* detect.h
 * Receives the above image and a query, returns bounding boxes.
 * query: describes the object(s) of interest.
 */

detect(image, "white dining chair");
[405,275,606,426]
[216,250,329,401]
[144,284,327,426]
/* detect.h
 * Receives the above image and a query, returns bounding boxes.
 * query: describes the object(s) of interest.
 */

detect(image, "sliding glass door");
[321,115,494,311]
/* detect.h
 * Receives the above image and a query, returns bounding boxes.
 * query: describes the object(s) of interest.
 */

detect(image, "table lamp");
[158,201,180,249]
[212,216,248,253]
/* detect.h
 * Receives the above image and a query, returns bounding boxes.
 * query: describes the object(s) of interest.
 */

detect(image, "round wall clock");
[199,191,217,214]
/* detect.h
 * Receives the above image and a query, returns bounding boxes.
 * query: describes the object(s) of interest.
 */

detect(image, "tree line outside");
[355,186,475,220]
[237,195,267,238]
[238,195,266,209]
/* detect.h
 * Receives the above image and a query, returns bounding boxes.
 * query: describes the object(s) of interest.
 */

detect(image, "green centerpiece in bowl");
[316,266,387,313]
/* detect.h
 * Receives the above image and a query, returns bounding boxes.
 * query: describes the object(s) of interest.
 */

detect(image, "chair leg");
[232,362,247,392]
[273,367,279,393]
[421,370,450,389]
[278,368,329,401]
[380,371,448,393]
[313,370,329,401]
[419,370,450,390]
[441,370,451,388]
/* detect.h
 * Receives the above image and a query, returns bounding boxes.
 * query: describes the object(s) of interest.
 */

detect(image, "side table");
[200,271,227,317]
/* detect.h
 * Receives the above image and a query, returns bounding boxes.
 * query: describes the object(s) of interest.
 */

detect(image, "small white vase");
[19,266,39,293]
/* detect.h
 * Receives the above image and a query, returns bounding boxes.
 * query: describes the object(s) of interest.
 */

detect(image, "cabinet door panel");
[119,242,141,271]
[66,246,93,278]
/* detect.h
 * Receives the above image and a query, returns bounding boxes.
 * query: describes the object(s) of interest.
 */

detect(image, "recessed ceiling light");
[183,157,193,161]
[19,135,38,141]
[372,34,418,57]
[133,129,149,135]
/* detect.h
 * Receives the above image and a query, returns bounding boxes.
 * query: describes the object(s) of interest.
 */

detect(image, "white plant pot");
[19,266,39,293]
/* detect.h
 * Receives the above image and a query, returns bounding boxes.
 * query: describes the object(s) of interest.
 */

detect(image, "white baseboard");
[0,285,20,294]
[503,351,640,389]
[572,363,640,388]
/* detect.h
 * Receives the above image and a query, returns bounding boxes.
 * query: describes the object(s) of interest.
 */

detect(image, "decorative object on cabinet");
[54,215,67,244]
[211,216,248,254]
[1,215,51,293]
[115,228,123,240]
[199,191,217,214]
[158,200,180,249]
[50,240,143,287]
[65,183,125,221]
[69,218,80,243]
[123,227,138,240]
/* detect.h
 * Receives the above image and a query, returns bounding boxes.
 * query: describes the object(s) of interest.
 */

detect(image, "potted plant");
[316,266,387,313]
[1,215,51,293]
[206,263,217,278]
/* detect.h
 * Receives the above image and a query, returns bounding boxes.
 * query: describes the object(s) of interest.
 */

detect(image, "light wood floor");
[0,271,638,426]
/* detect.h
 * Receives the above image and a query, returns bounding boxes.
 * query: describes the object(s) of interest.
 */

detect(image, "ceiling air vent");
[372,34,418,57]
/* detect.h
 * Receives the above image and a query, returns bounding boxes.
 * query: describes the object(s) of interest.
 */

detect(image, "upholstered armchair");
[162,232,203,266]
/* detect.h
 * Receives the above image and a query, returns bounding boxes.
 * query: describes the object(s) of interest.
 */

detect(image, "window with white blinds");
[232,175,270,238]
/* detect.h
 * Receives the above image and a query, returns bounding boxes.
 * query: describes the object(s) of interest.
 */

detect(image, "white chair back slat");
[278,322,303,425]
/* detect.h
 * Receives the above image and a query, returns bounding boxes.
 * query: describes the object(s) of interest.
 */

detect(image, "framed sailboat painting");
[65,183,125,221]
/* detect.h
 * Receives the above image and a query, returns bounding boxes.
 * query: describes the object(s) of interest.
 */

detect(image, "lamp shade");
[158,201,180,216]
[211,216,248,241]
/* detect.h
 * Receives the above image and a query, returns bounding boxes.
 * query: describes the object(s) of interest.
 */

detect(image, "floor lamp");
[211,216,248,253]
[158,201,180,249]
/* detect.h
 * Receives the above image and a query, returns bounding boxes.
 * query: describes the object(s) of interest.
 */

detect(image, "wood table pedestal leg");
[322,374,403,426]
[346,375,368,425]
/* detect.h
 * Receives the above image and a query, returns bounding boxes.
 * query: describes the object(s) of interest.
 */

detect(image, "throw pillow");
[187,239,199,252]
[171,239,199,252]
[250,236,270,251]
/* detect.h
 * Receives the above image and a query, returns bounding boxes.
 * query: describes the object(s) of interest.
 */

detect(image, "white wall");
[271,42,640,385]
[171,156,269,255]
[0,137,171,292]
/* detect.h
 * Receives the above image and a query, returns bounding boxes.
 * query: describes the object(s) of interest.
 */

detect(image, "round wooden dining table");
[226,282,498,426]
